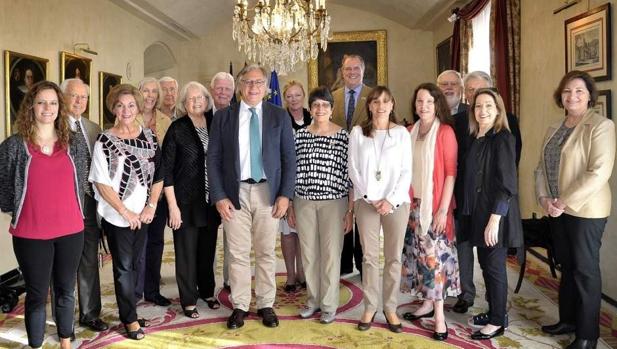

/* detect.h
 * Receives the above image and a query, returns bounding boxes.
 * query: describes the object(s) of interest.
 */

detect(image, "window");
[467,1,491,75]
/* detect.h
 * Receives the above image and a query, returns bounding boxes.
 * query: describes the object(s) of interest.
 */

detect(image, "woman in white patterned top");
[89,84,163,341]
[287,86,353,325]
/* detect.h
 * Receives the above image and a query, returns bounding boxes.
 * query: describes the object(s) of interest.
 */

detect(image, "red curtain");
[450,0,491,71]
[492,0,520,115]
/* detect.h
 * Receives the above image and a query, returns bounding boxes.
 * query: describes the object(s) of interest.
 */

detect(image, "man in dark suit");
[59,78,108,332]
[332,54,369,277]
[208,64,296,330]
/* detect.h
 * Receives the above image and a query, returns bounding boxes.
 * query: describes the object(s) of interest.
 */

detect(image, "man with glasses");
[58,78,108,334]
[332,54,369,278]
[208,64,296,330]
[159,76,179,120]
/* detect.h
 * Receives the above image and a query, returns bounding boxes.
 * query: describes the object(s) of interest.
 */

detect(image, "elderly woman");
[536,71,615,349]
[349,86,411,333]
[161,81,221,317]
[286,86,353,324]
[401,83,460,341]
[460,88,522,340]
[0,81,85,349]
[280,80,311,292]
[89,84,163,340]
[133,77,172,306]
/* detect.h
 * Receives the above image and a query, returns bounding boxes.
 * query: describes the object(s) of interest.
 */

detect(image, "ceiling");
[111,0,466,40]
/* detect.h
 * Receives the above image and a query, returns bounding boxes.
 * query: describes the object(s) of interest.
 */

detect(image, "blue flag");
[230,61,238,105]
[268,70,282,106]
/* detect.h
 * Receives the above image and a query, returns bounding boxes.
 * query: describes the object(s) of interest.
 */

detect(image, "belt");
[241,178,266,184]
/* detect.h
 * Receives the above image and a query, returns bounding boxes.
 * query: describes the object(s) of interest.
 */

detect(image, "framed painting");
[565,3,612,81]
[4,50,49,136]
[594,89,612,119]
[99,72,122,129]
[436,36,452,75]
[308,30,387,91]
[61,51,92,116]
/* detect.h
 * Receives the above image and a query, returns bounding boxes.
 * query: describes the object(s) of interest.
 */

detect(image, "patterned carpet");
[0,230,615,348]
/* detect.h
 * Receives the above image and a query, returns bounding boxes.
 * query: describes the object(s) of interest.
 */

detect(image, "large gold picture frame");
[308,30,387,91]
[4,50,49,136]
[60,51,92,117]
[99,71,122,129]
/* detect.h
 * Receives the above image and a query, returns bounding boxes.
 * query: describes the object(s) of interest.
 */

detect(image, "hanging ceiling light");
[232,0,331,74]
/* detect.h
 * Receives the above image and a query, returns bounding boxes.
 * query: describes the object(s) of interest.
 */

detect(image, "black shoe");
[357,313,376,331]
[227,308,249,329]
[453,298,474,314]
[145,293,171,306]
[79,318,109,332]
[223,283,231,292]
[403,309,434,321]
[541,322,576,335]
[383,311,403,333]
[566,338,597,349]
[470,312,509,329]
[257,307,279,327]
[433,322,448,341]
[70,332,76,342]
[284,283,297,293]
[471,326,504,340]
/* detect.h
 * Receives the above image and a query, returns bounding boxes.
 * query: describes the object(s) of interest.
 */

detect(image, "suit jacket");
[207,101,296,209]
[535,110,615,218]
[332,84,371,131]
[80,116,102,150]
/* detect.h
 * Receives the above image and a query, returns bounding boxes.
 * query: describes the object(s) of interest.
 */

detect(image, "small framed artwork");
[594,89,612,119]
[4,50,49,136]
[564,3,612,81]
[307,30,387,91]
[99,72,122,129]
[61,51,92,116]
[436,36,452,75]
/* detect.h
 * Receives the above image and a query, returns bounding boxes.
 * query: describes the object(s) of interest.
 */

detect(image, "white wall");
[0,0,181,272]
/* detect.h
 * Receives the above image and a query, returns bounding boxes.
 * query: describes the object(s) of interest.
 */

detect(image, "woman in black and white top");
[348,86,412,333]
[90,84,163,341]
[287,86,353,325]
[161,82,221,318]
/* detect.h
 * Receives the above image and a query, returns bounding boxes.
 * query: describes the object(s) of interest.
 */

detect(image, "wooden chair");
[514,214,557,293]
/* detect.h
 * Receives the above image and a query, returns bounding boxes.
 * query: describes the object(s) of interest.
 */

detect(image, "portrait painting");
[99,72,122,129]
[594,89,612,119]
[308,30,387,91]
[61,51,92,117]
[4,51,49,136]
[436,36,452,75]
[565,3,612,81]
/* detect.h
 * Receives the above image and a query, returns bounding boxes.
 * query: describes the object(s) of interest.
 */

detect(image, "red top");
[408,124,458,241]
[9,143,84,240]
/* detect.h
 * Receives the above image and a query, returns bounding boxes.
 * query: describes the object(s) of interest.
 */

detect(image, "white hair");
[158,76,178,88]
[437,70,463,85]
[463,70,493,87]
[176,81,213,115]
[210,72,235,90]
[60,78,89,96]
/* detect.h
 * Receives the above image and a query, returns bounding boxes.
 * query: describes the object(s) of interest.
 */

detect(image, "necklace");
[372,131,387,181]
[36,133,57,156]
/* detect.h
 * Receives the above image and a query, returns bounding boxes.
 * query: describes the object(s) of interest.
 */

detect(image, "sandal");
[137,318,151,328]
[183,307,200,319]
[205,298,221,310]
[123,324,145,340]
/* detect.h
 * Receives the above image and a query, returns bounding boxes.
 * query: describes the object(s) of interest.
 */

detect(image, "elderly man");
[208,64,295,330]
[159,76,179,120]
[197,71,236,299]
[59,78,108,332]
[332,54,369,277]
[437,70,467,116]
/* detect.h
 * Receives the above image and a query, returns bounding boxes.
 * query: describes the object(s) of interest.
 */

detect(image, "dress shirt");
[239,100,266,181]
[450,102,460,116]
[69,115,92,155]
[344,84,363,117]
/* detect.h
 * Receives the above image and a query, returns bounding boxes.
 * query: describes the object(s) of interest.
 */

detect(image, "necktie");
[346,89,356,131]
[249,107,263,182]
[74,119,93,196]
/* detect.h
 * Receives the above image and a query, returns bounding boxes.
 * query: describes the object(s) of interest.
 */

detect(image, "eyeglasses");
[69,93,88,100]
[437,81,460,87]
[241,79,266,87]
[187,95,206,103]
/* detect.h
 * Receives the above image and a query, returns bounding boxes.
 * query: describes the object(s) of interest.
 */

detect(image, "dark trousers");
[551,214,605,340]
[197,205,222,299]
[13,233,83,348]
[456,238,476,303]
[477,246,508,327]
[102,219,147,324]
[173,224,202,307]
[340,223,363,274]
[135,199,168,299]
[77,194,103,322]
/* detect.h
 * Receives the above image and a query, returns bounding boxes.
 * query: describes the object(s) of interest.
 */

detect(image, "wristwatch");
[147,202,156,209]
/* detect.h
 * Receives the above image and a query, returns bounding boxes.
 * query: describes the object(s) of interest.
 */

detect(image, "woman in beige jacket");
[535,70,615,349]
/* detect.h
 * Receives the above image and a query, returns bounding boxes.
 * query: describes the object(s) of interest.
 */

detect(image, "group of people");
[0,53,612,349]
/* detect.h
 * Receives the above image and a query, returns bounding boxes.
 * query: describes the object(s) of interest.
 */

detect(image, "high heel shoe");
[123,324,145,340]
[403,309,434,321]
[357,313,376,331]
[433,322,448,341]
[471,326,504,340]
[383,311,403,333]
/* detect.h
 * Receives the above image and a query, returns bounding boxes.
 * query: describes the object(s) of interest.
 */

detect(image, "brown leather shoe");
[257,307,279,327]
[227,309,249,329]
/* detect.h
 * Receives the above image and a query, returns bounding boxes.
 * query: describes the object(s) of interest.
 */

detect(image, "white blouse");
[348,125,412,208]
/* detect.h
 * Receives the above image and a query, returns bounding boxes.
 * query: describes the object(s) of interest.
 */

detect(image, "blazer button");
[363,195,368,199]
[476,187,482,193]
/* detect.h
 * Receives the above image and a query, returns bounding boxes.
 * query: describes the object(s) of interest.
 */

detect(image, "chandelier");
[232,0,331,74]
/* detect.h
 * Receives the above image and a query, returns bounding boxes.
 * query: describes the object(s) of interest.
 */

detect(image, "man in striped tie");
[208,64,296,330]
